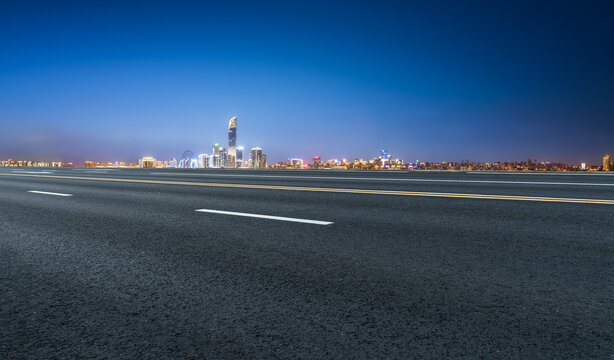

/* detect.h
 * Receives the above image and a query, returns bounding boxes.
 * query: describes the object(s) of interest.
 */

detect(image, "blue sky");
[1,0,613,164]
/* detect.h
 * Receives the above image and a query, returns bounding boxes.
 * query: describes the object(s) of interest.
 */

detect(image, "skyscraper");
[380,149,390,167]
[228,116,237,168]
[198,154,208,168]
[212,143,221,168]
[603,155,611,171]
[236,146,243,168]
[218,147,228,168]
[250,147,266,169]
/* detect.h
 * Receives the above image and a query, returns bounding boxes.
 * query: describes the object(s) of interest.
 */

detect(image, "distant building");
[250,147,266,169]
[380,150,391,167]
[228,116,237,168]
[603,155,611,171]
[290,158,303,169]
[312,156,321,169]
[208,154,215,168]
[198,154,208,168]
[141,157,156,168]
[212,143,222,168]
[236,146,243,168]
[218,148,228,168]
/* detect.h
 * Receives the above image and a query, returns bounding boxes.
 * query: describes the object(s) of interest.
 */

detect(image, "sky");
[0,0,613,164]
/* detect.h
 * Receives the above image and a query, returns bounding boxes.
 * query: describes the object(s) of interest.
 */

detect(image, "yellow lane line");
[1,172,614,205]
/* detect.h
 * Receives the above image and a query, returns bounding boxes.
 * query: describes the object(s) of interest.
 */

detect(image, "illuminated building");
[603,155,611,171]
[218,148,228,168]
[327,159,340,166]
[212,143,221,168]
[290,158,304,168]
[250,147,266,169]
[198,154,208,168]
[380,150,390,167]
[228,116,237,168]
[312,156,321,169]
[236,146,243,168]
[140,157,156,168]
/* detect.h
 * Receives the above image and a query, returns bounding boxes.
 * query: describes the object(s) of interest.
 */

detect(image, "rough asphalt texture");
[1,168,613,359]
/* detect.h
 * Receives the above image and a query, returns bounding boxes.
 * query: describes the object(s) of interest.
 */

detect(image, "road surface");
[1,168,613,359]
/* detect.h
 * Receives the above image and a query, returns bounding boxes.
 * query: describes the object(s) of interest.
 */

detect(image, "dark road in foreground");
[1,168,613,359]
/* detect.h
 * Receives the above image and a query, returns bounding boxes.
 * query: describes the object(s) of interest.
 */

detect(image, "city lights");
[1,115,612,172]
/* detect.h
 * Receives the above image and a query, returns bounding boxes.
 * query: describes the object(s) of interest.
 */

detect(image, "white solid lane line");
[195,209,333,225]
[28,190,73,197]
[152,172,614,187]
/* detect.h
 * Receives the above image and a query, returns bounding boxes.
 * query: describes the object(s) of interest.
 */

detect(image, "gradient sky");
[1,0,613,164]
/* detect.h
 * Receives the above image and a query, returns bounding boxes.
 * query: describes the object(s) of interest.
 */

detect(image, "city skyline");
[1,1,613,164]
[2,111,613,168]
[127,116,271,169]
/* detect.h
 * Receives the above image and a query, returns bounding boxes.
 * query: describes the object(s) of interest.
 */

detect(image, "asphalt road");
[1,167,613,359]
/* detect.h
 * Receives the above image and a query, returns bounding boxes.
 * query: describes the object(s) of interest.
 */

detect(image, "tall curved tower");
[228,116,237,168]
